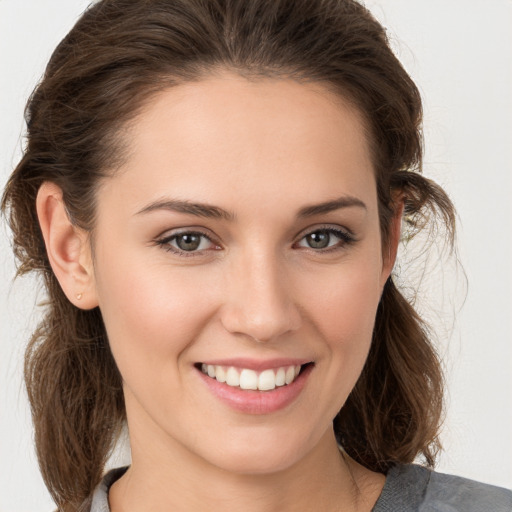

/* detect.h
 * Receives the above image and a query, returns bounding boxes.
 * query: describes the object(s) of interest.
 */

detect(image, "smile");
[200,364,302,391]
[196,359,314,414]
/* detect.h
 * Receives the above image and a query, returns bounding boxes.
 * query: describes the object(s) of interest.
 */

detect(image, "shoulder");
[373,464,512,512]
[424,467,512,512]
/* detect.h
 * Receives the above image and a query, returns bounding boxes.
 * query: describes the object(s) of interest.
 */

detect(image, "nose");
[219,249,301,343]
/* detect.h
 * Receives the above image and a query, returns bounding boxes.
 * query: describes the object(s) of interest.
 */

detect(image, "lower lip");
[197,364,313,415]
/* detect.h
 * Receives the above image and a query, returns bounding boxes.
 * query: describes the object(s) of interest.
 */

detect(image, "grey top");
[89,464,512,511]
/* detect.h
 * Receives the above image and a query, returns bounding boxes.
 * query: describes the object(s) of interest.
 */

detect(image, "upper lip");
[197,358,312,372]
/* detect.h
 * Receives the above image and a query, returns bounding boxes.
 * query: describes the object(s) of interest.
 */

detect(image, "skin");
[37,71,402,511]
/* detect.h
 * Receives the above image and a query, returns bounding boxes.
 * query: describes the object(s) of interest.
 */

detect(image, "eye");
[296,228,354,251]
[156,230,219,255]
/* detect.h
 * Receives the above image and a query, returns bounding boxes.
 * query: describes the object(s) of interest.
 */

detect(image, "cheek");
[305,258,383,343]
[93,252,216,375]
[282,255,383,428]
[301,253,383,394]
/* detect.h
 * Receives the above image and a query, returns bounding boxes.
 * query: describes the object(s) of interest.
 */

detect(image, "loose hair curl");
[2,0,455,510]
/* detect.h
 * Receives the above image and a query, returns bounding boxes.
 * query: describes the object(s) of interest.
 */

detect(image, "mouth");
[195,362,313,392]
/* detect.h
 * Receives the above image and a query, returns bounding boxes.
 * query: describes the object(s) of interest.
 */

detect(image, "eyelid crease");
[294,223,357,242]
[156,227,216,241]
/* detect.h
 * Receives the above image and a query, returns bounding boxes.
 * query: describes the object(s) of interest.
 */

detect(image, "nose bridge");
[221,245,300,342]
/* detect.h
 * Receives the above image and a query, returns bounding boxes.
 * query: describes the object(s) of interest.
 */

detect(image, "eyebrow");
[136,199,235,221]
[297,196,367,217]
[135,195,366,220]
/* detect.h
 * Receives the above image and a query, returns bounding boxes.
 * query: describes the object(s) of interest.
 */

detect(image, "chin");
[212,450,300,476]
[197,427,317,476]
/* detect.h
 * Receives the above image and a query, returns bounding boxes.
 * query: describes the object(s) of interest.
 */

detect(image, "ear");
[36,182,99,310]
[380,194,405,286]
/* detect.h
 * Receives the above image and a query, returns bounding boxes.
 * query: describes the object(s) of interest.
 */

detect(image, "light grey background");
[1,1,511,510]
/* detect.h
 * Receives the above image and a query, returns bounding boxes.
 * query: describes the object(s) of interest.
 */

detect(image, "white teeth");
[275,367,286,386]
[200,364,305,391]
[226,367,240,387]
[258,369,276,391]
[215,366,226,383]
[239,369,258,390]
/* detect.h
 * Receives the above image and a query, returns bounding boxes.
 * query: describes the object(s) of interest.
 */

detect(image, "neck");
[109,426,383,512]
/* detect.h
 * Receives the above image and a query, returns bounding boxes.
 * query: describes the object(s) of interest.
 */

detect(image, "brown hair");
[2,0,455,510]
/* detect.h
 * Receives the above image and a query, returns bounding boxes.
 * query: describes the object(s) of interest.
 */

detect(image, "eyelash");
[294,227,356,253]
[155,230,220,258]
[155,226,356,257]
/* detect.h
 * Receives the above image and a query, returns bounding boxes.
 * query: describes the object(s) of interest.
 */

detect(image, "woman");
[2,0,511,511]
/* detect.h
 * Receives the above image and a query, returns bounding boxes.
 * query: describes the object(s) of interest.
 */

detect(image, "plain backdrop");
[1,1,511,510]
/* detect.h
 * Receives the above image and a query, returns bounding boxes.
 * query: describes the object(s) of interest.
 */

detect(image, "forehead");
[99,72,376,217]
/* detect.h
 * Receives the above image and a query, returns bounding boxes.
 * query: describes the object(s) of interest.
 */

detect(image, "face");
[89,72,395,475]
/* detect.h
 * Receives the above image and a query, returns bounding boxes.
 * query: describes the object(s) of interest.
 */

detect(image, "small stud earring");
[76,293,83,300]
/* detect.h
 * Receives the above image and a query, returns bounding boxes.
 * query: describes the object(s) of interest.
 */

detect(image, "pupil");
[307,231,329,249]
[177,234,201,251]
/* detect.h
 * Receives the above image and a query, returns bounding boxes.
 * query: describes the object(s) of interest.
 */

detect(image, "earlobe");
[36,182,98,310]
